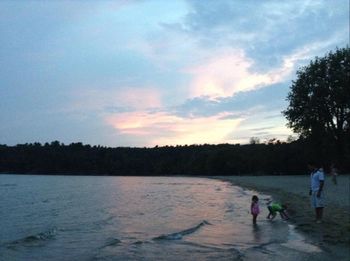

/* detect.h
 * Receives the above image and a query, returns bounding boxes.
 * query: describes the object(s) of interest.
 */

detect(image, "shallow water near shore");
[0,175,341,260]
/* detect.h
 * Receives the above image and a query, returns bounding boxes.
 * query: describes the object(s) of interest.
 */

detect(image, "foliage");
[0,140,334,176]
[249,137,260,144]
[283,47,350,164]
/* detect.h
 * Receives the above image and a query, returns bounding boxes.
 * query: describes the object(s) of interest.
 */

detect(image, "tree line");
[0,139,348,176]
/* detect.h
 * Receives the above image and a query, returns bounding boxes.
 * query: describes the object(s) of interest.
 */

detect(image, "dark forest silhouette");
[1,139,348,176]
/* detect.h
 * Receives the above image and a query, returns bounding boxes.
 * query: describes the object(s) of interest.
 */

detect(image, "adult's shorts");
[311,190,325,208]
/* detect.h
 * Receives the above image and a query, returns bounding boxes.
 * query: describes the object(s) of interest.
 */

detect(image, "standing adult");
[308,161,325,223]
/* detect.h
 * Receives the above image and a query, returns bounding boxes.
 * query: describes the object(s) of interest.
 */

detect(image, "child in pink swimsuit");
[251,195,260,224]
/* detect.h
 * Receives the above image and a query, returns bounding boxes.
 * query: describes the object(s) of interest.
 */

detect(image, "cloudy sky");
[0,0,348,147]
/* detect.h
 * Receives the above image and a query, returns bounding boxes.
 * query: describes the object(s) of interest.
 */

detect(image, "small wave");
[153,220,211,241]
[7,228,57,248]
[93,215,116,228]
[132,240,151,245]
[0,183,17,187]
[249,240,281,252]
[102,237,122,248]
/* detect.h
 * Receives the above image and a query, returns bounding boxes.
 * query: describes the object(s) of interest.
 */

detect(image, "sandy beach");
[211,174,350,258]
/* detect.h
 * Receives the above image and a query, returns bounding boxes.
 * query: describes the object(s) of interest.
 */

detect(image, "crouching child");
[267,203,289,220]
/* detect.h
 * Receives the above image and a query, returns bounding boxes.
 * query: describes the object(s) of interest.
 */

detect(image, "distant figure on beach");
[308,161,325,223]
[330,163,338,185]
[251,195,260,224]
[266,202,289,220]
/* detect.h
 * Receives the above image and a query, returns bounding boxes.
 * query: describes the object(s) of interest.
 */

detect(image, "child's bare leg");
[253,214,257,224]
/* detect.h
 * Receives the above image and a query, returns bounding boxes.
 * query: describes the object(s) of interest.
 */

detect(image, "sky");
[0,0,348,147]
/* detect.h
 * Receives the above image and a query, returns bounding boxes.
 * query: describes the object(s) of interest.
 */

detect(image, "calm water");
[0,175,332,260]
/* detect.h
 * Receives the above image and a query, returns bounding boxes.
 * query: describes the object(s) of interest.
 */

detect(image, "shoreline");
[210,175,350,254]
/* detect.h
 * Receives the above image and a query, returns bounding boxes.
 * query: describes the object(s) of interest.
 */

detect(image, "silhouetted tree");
[249,137,260,144]
[283,47,350,165]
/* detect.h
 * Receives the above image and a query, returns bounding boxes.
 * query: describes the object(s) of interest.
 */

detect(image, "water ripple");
[153,220,211,241]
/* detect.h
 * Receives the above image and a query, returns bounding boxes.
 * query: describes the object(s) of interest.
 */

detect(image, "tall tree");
[283,47,350,164]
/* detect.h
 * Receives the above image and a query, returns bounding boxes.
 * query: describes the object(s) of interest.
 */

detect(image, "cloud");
[183,47,302,99]
[172,80,290,119]
[182,0,349,70]
[1,0,348,147]
[104,95,292,146]
[249,126,275,132]
[186,49,265,98]
[227,107,293,143]
[106,111,242,146]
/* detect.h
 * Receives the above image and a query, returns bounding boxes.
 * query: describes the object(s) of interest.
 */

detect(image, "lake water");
[0,175,331,260]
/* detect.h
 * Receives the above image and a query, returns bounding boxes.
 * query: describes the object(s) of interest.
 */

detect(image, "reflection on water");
[252,224,262,243]
[0,175,330,260]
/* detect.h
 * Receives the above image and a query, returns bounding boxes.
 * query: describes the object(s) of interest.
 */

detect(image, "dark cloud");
[249,126,275,132]
[172,82,289,118]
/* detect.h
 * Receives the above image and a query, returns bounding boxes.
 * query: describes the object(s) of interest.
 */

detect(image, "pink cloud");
[186,48,297,99]
[106,111,242,146]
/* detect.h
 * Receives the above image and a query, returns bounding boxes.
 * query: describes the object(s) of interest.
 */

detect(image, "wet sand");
[211,175,350,259]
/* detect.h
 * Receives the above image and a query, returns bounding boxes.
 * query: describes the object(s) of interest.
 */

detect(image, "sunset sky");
[1,0,348,147]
